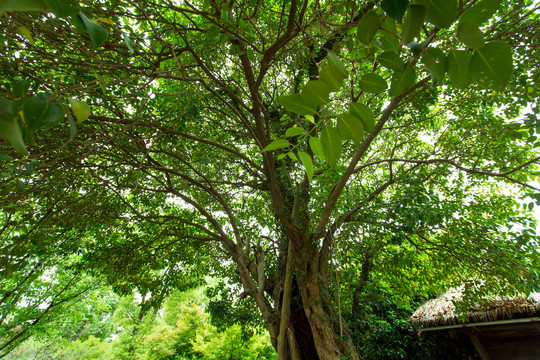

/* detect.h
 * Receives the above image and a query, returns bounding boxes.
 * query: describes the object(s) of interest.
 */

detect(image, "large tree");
[1,0,539,358]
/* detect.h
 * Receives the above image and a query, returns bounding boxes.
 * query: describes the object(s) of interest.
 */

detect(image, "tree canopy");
[1,0,539,359]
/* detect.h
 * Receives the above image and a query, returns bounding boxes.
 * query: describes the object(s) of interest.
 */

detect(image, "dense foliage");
[1,0,539,359]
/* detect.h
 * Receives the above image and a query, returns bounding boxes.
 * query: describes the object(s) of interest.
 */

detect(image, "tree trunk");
[273,273,359,360]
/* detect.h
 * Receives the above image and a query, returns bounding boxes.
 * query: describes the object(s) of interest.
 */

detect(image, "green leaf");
[319,66,344,93]
[12,78,30,97]
[16,179,26,193]
[460,0,501,25]
[382,0,410,23]
[301,80,330,107]
[68,98,91,123]
[309,136,325,161]
[287,152,298,161]
[78,12,109,49]
[0,117,27,155]
[422,47,447,86]
[457,21,485,49]
[297,151,313,181]
[337,113,364,143]
[16,26,34,44]
[285,126,304,137]
[262,139,290,152]
[447,49,472,89]
[68,113,77,141]
[470,41,513,91]
[23,95,47,131]
[43,0,79,17]
[326,52,348,80]
[412,0,457,28]
[277,94,317,116]
[0,0,47,12]
[24,161,34,176]
[320,126,342,168]
[402,4,425,44]
[0,153,13,161]
[350,102,375,133]
[358,73,388,93]
[378,51,405,72]
[357,10,381,45]
[42,102,64,127]
[206,25,221,39]
[123,33,135,54]
[389,63,416,96]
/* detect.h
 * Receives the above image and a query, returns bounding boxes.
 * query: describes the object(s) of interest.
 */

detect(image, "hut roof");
[409,289,540,329]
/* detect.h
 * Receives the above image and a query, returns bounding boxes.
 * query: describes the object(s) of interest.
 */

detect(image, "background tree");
[1,0,539,359]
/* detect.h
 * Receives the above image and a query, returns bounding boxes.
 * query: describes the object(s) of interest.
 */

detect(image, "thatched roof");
[409,289,540,329]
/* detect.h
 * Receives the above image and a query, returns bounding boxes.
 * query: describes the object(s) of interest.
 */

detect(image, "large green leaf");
[460,0,501,25]
[309,136,325,161]
[0,0,47,12]
[457,21,485,49]
[358,73,388,93]
[382,0,410,22]
[319,66,344,93]
[447,49,472,89]
[357,10,381,45]
[78,12,109,49]
[44,0,79,17]
[278,94,317,116]
[412,0,457,28]
[326,52,348,79]
[350,102,375,133]
[389,63,416,96]
[297,151,313,181]
[301,80,330,107]
[262,139,290,152]
[378,51,405,72]
[319,52,348,92]
[422,47,447,86]
[380,17,401,52]
[402,4,425,44]
[320,126,342,168]
[337,113,364,143]
[470,41,513,90]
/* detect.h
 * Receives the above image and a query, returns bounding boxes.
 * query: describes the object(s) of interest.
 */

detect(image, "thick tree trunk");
[273,272,359,360]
